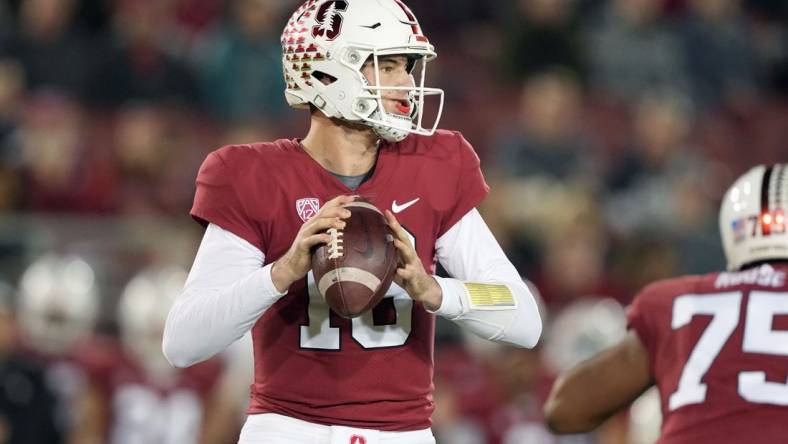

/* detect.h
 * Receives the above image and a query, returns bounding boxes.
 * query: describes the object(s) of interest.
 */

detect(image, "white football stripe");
[344,201,383,215]
[317,267,382,297]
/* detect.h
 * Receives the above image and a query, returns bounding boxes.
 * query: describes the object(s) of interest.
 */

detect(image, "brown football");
[311,201,397,318]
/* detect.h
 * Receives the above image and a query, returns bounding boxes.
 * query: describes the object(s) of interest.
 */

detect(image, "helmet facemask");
[350,49,444,142]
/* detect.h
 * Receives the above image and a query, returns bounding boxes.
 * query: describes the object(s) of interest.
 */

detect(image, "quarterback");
[163,1,542,443]
[545,164,788,443]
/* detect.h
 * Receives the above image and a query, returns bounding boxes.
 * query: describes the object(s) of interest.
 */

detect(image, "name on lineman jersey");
[714,264,786,289]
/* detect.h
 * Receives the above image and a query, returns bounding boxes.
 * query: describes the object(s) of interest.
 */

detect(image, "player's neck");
[302,113,379,176]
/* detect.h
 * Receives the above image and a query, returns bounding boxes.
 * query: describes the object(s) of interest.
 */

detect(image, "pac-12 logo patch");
[312,0,348,40]
[296,198,320,222]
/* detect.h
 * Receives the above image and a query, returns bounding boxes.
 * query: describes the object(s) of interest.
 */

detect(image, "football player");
[544,164,788,443]
[14,254,106,444]
[0,280,60,443]
[95,265,223,444]
[162,1,543,443]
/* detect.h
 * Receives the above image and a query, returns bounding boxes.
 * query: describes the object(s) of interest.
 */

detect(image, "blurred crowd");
[0,0,785,443]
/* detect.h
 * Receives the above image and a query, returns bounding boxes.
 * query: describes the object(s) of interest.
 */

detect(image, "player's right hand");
[270,195,356,293]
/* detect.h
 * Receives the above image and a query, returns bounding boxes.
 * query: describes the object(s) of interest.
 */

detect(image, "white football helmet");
[719,164,788,271]
[17,254,99,355]
[118,265,187,380]
[542,298,627,374]
[281,0,444,142]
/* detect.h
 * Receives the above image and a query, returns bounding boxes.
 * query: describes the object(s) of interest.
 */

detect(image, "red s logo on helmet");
[312,0,348,41]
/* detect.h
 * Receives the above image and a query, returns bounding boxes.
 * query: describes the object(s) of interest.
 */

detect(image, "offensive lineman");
[545,164,788,443]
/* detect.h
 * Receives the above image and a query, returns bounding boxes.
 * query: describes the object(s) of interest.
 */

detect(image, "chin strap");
[371,119,410,142]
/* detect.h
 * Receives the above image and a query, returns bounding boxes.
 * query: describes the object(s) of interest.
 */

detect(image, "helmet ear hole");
[312,71,337,85]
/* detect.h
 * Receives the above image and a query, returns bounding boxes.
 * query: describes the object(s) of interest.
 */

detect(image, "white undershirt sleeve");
[162,223,286,367]
[430,209,543,348]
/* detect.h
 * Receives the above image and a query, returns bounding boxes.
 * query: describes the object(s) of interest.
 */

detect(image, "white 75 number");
[669,291,788,410]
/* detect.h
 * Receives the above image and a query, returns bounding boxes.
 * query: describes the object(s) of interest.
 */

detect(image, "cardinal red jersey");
[627,263,788,444]
[191,130,489,430]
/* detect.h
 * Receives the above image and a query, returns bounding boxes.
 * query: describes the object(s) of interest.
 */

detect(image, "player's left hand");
[384,210,443,311]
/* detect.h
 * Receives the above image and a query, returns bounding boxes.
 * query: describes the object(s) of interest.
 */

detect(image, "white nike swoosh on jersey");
[392,198,420,213]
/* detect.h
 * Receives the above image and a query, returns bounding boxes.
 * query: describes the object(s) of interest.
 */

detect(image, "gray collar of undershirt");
[331,171,368,190]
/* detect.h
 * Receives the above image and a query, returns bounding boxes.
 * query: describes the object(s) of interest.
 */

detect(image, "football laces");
[326,228,344,259]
